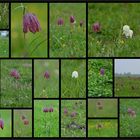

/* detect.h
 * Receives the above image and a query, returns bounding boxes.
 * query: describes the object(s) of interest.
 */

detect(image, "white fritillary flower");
[72,71,78,78]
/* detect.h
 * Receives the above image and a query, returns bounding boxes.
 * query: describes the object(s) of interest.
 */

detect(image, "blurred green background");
[11,3,48,57]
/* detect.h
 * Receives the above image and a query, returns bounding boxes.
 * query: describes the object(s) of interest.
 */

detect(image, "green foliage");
[88,119,118,137]
[0,37,9,57]
[88,59,113,97]
[14,110,32,137]
[88,3,140,57]
[50,3,86,57]
[61,100,86,137]
[0,110,11,137]
[120,99,140,137]
[0,3,9,29]
[115,77,140,97]
[61,60,86,98]
[34,100,59,137]
[0,60,32,108]
[11,3,48,57]
[34,60,59,98]
[88,99,118,118]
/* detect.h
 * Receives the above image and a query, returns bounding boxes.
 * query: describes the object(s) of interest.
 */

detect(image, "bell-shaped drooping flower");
[96,124,103,129]
[10,69,20,79]
[0,119,4,130]
[127,108,133,114]
[21,115,26,120]
[123,25,133,38]
[70,16,76,24]
[127,108,136,117]
[23,13,41,34]
[49,107,54,112]
[43,107,49,113]
[70,112,77,117]
[64,108,68,115]
[57,18,64,26]
[72,71,78,78]
[92,22,101,33]
[96,100,103,110]
[23,119,29,125]
[44,71,50,79]
[80,20,84,27]
[130,110,136,117]
[97,101,102,105]
[100,68,105,76]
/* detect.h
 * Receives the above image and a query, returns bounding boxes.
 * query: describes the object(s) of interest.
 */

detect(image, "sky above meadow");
[115,59,140,74]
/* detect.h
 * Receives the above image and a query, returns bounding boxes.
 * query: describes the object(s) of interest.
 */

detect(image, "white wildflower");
[72,71,78,78]
[123,25,133,38]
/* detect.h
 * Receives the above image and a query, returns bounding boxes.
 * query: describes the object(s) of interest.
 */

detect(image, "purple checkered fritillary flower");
[23,13,41,34]
[57,18,64,26]
[0,119,4,130]
[10,69,20,79]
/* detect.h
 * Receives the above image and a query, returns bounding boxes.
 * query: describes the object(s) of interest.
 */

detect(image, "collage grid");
[0,1,140,139]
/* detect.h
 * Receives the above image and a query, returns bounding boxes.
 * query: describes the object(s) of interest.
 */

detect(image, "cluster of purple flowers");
[57,16,84,27]
[43,107,54,113]
[64,108,77,118]
[21,115,29,125]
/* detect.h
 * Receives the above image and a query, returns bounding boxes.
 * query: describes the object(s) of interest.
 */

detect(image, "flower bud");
[92,22,100,33]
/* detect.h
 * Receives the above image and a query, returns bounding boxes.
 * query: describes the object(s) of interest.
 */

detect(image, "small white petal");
[72,71,78,78]
[129,30,133,38]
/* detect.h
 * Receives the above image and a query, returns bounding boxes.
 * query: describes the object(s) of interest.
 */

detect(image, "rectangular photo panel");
[0,59,32,108]
[11,3,48,58]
